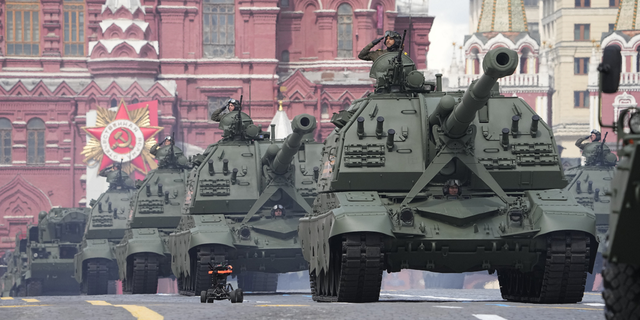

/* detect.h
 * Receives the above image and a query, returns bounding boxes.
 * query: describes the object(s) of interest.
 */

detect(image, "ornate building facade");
[589,0,640,146]
[0,0,434,254]
[449,0,552,125]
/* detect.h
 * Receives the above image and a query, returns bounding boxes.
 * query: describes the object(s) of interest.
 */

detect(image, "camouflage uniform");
[358,42,401,62]
[210,106,230,122]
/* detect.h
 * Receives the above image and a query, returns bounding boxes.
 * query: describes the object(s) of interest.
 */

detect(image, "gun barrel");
[271,114,317,175]
[443,48,518,138]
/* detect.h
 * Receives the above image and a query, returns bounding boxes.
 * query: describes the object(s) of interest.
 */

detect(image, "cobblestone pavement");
[0,289,605,320]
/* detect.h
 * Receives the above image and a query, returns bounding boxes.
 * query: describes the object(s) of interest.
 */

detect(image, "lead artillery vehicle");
[563,134,617,291]
[169,108,321,296]
[2,208,88,296]
[299,44,598,303]
[114,140,190,294]
[74,163,137,295]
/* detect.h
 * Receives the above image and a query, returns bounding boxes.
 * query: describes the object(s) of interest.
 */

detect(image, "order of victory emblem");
[82,100,163,175]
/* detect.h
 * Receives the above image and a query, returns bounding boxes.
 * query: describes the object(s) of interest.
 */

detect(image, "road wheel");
[230,289,237,303]
[603,261,640,320]
[200,290,207,303]
[235,289,243,303]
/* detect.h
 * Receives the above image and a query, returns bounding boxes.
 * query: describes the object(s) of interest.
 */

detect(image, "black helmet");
[271,204,285,217]
[384,30,402,50]
[590,129,601,142]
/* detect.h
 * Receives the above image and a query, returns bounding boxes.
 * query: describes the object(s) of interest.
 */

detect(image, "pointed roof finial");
[278,100,283,111]
[102,0,145,14]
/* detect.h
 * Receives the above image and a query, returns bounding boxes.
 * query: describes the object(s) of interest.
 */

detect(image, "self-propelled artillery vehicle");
[74,162,137,295]
[2,208,88,296]
[170,108,321,296]
[299,45,598,303]
[114,140,190,294]
[563,133,617,291]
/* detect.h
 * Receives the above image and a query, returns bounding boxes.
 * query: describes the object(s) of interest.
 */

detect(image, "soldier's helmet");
[271,204,285,217]
[227,98,241,109]
[443,179,462,196]
[384,30,402,50]
[590,129,601,142]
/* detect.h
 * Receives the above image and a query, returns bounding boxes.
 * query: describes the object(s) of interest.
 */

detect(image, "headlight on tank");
[400,208,415,226]
[239,226,251,240]
[33,252,38,259]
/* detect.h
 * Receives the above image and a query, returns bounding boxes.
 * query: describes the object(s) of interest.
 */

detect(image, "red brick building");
[0,0,433,253]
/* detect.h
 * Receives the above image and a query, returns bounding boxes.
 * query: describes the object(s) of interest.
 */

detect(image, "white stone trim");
[12,144,26,148]
[12,161,26,164]
[156,5,198,10]
[45,121,69,125]
[63,139,72,143]
[88,40,159,55]
[239,7,280,11]
[12,121,26,125]
[160,58,279,63]
[63,157,71,161]
[99,19,150,33]
[2,67,44,72]
[0,72,91,78]
[46,160,60,164]
[46,144,59,148]
[158,74,279,80]
[59,163,71,167]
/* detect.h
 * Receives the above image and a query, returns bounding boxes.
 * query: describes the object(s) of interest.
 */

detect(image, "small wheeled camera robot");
[200,262,243,303]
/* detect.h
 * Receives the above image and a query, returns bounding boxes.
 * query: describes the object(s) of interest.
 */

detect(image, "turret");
[262,114,317,175]
[441,48,518,138]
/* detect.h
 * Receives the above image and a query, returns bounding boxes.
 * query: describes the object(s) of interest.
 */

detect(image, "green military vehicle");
[74,163,137,295]
[169,108,321,296]
[1,236,27,296]
[595,45,640,319]
[563,133,617,291]
[114,140,190,294]
[2,208,88,296]
[299,44,598,303]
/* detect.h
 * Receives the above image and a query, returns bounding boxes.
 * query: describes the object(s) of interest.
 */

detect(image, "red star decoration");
[84,101,162,173]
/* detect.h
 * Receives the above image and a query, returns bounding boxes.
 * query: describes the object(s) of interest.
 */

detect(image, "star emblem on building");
[82,100,163,175]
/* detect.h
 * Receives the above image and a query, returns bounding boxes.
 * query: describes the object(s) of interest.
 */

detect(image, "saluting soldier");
[211,98,241,122]
[150,135,173,156]
[358,30,403,62]
[575,129,601,151]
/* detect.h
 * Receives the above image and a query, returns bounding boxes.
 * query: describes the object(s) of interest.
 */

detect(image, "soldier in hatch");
[271,204,285,218]
[211,98,241,122]
[443,180,462,198]
[575,129,601,151]
[150,135,173,156]
[358,30,403,62]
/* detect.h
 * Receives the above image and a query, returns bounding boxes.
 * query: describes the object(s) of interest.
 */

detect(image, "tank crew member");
[271,204,285,218]
[443,179,461,198]
[358,30,403,62]
[150,135,173,156]
[211,98,241,122]
[575,130,601,150]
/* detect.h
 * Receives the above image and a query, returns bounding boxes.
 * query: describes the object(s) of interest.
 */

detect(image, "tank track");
[178,246,226,296]
[26,279,42,296]
[312,233,384,303]
[86,260,109,295]
[603,261,640,320]
[125,254,159,294]
[498,231,591,303]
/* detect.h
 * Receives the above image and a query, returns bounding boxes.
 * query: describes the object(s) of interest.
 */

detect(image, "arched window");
[203,0,235,58]
[471,48,480,75]
[520,48,530,74]
[110,98,117,108]
[343,100,351,109]
[636,46,640,72]
[281,50,290,62]
[337,4,353,58]
[321,102,329,119]
[131,98,139,104]
[27,118,45,165]
[0,118,12,164]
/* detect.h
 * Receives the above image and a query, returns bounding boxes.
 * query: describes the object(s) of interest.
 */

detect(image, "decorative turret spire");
[477,0,528,33]
[271,101,293,140]
[449,42,459,78]
[615,0,639,30]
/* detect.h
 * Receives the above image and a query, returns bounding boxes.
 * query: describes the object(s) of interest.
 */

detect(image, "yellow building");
[540,0,619,158]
